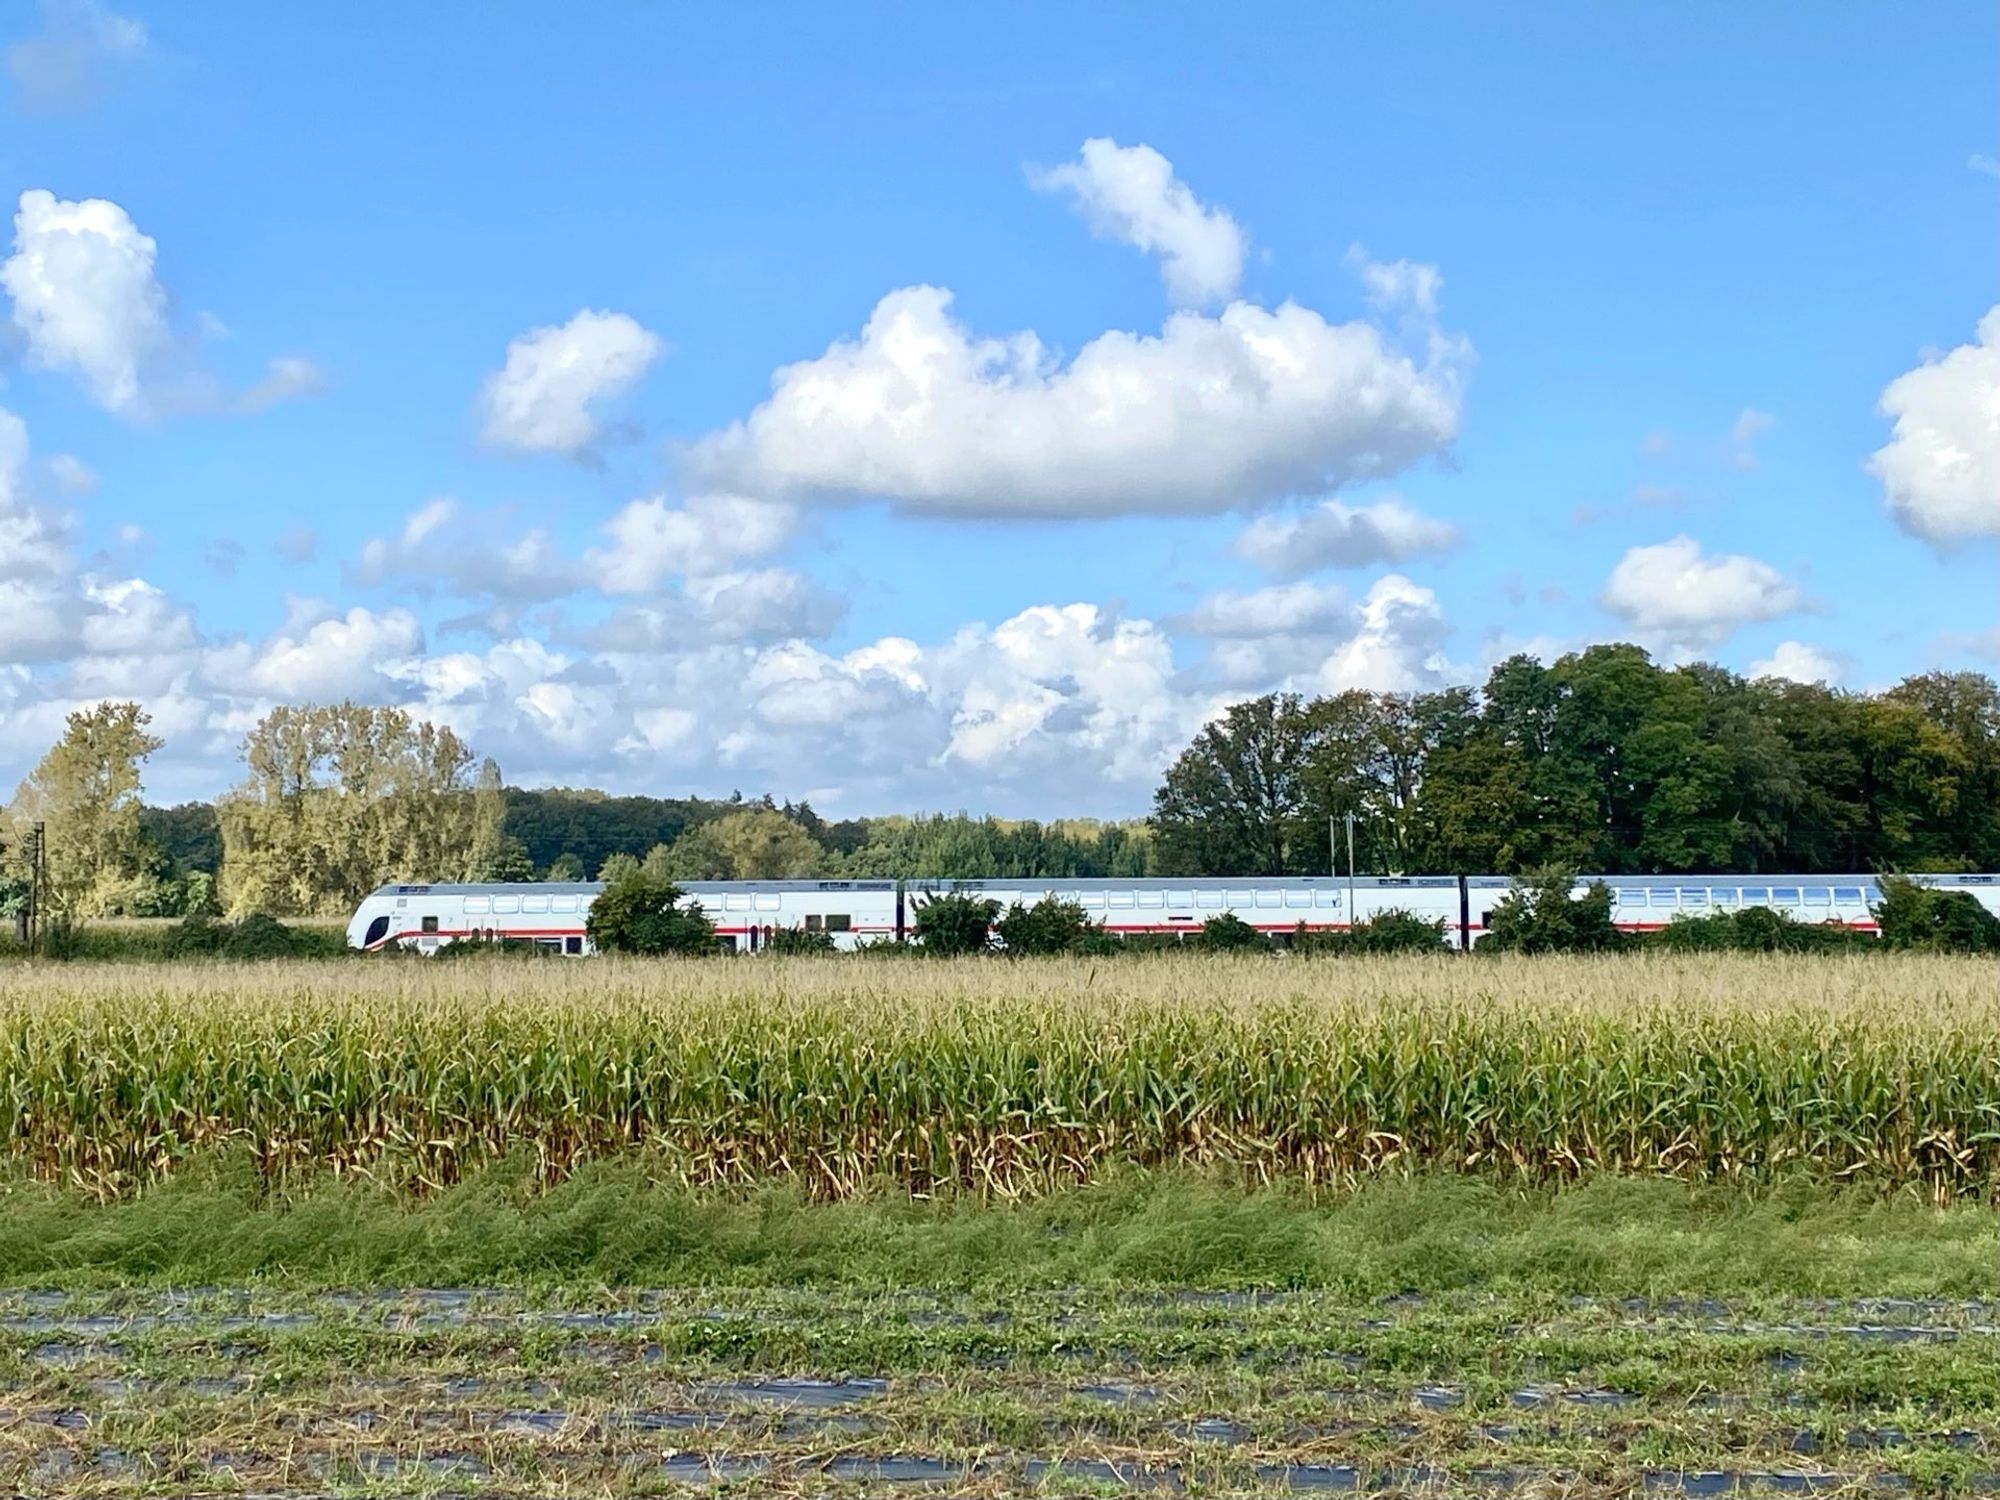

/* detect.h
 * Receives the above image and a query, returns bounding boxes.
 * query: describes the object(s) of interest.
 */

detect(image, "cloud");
[1174,580,1352,638]
[588,493,798,592]
[1184,573,1454,695]
[349,497,584,602]
[585,567,845,649]
[1868,306,2000,545]
[2,189,169,416]
[1345,245,1443,320]
[476,309,664,458]
[1749,640,1846,686]
[237,354,327,413]
[1970,154,2000,181]
[689,285,1463,519]
[1600,535,1802,651]
[273,524,317,564]
[203,602,424,702]
[1233,494,1458,577]
[4,0,146,115]
[203,539,244,578]
[43,452,97,496]
[1030,138,1245,307]
[1727,408,1774,471]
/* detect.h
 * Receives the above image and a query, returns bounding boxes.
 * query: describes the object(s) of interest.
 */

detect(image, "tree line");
[4,644,1998,923]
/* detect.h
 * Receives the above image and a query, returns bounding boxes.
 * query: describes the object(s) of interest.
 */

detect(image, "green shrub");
[1199,911,1267,952]
[164,911,229,957]
[432,933,556,960]
[1482,868,1622,954]
[911,890,1001,955]
[993,898,1115,956]
[764,926,837,955]
[584,869,717,956]
[1339,908,1449,955]
[1873,875,2000,954]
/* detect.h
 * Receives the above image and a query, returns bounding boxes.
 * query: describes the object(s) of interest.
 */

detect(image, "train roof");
[368,873,1996,900]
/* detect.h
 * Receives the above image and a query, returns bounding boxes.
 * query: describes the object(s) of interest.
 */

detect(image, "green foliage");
[1482,867,1622,953]
[544,852,586,881]
[1151,658,2000,879]
[764,926,837,955]
[1316,907,1449,955]
[839,813,1151,880]
[5,701,165,918]
[1873,875,2000,953]
[216,704,490,916]
[1650,905,1869,954]
[659,806,826,879]
[583,868,717,956]
[163,911,227,957]
[596,851,641,883]
[911,890,1000,955]
[993,897,1113,956]
[432,933,558,961]
[1198,911,1267,952]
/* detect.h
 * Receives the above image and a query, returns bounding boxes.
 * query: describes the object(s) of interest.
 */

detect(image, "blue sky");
[1,1,1995,813]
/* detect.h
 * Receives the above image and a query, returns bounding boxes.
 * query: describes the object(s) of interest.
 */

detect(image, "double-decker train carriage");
[346,873,2000,955]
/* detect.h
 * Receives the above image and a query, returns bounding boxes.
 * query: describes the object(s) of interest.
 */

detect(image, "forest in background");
[5,644,1999,919]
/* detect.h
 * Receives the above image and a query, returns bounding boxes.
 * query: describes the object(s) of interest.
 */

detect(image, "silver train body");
[344,872,2000,955]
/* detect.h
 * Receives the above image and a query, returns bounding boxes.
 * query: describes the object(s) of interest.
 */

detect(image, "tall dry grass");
[2,954,1995,1200]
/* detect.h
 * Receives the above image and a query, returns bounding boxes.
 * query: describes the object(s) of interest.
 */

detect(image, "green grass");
[0,1161,1991,1297]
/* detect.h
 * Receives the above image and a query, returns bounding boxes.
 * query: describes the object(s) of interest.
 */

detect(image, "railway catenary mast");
[344,873,2000,955]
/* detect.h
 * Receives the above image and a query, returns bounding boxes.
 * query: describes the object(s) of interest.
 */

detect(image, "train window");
[1137,891,1165,908]
[463,896,491,915]
[493,895,520,914]
[755,894,781,912]
[421,915,439,933]
[1772,887,1800,904]
[724,894,752,911]
[1166,891,1193,908]
[1677,889,1708,908]
[1741,887,1770,903]
[826,914,852,932]
[551,895,577,913]
[1833,887,1864,904]
[364,915,389,946]
[1254,890,1280,908]
[805,915,822,931]
[1803,888,1830,906]
[565,936,582,955]
[1613,888,1645,907]
[1078,892,1105,909]
[1314,890,1342,907]
[1283,890,1310,908]
[1711,889,1739,908]
[1196,891,1223,908]
[522,894,549,914]
[1108,892,1136,909]
[537,939,561,952]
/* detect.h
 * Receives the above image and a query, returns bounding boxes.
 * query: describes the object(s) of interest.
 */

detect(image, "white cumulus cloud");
[1749,640,1846,686]
[589,493,798,592]
[1030,137,1246,307]
[1233,494,1459,577]
[2,188,170,416]
[1868,306,2000,545]
[688,284,1463,519]
[476,309,664,458]
[1601,535,1802,652]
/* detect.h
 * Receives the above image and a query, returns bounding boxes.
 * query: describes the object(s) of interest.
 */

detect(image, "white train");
[344,872,2000,955]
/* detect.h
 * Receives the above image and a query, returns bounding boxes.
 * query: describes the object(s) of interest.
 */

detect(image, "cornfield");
[2,954,1996,1200]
